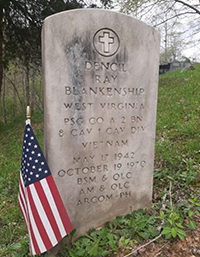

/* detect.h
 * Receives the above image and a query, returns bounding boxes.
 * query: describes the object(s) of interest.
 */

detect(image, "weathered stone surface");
[42,9,160,237]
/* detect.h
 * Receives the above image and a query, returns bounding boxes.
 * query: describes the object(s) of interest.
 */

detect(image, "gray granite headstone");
[42,9,160,237]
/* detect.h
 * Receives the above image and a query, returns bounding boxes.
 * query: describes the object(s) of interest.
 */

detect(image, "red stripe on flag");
[34,177,62,242]
[18,182,28,225]
[46,176,73,233]
[18,196,28,228]
[25,190,43,256]
[27,185,53,252]
[19,177,27,210]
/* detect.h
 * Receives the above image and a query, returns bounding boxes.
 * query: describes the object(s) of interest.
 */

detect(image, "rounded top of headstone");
[43,9,159,34]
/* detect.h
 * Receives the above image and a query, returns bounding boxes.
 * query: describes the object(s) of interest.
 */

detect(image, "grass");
[0,65,200,256]
[155,65,200,186]
[0,111,44,257]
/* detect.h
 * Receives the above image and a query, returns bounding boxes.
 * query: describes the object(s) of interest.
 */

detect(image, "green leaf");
[189,199,195,204]
[165,233,172,240]
[172,212,180,220]
[107,233,116,250]
[177,229,187,237]
[175,222,184,228]
[124,238,130,245]
[10,243,21,250]
[129,216,134,227]
[90,244,98,256]
[137,231,145,239]
[188,210,194,217]
[69,249,79,257]
[70,229,77,238]
[161,227,171,235]
[167,176,174,181]
[101,249,111,256]
[12,253,19,257]
[177,233,185,241]
[187,220,196,230]
[171,228,177,238]
[76,249,88,257]
[189,197,197,204]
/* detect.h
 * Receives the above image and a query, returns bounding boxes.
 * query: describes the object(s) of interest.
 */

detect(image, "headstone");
[170,60,191,71]
[42,9,160,237]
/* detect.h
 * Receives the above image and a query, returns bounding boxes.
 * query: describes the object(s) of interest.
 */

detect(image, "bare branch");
[4,74,24,110]
[154,11,197,27]
[175,0,200,15]
[124,233,163,257]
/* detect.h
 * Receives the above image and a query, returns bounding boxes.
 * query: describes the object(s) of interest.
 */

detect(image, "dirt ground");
[110,214,200,257]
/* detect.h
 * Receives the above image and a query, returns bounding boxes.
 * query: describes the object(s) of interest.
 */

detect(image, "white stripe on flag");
[18,185,28,225]
[19,176,29,218]
[40,179,67,237]
[18,194,29,229]
[30,183,58,246]
[18,177,36,255]
[27,227,36,257]
[26,191,46,255]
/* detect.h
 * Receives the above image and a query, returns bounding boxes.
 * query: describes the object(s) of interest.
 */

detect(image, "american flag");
[18,122,73,255]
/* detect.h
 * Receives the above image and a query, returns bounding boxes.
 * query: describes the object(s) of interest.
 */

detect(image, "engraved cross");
[99,32,114,53]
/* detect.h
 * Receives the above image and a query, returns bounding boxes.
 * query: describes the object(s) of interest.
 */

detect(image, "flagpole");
[26,106,31,125]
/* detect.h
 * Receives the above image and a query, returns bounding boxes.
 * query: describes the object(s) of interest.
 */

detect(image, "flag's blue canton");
[21,124,51,187]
